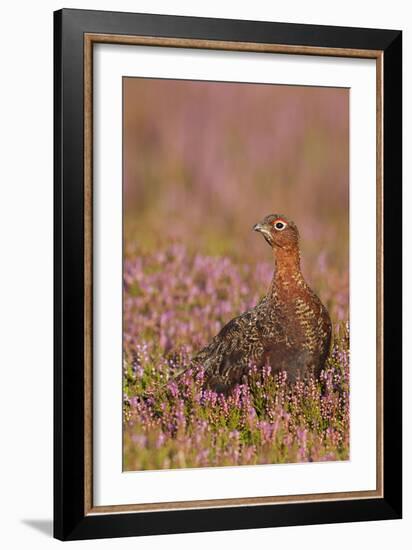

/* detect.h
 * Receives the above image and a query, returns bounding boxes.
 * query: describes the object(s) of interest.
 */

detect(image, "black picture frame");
[54,8,402,541]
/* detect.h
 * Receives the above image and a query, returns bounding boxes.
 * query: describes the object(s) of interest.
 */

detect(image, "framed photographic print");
[54,8,402,541]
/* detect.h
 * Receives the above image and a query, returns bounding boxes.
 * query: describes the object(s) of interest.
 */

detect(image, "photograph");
[122,77,350,471]
[51,6,402,541]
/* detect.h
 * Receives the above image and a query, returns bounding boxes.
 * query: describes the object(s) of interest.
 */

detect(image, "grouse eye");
[274,221,286,230]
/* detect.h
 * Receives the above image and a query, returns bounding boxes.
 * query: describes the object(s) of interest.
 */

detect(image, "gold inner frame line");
[84,32,384,515]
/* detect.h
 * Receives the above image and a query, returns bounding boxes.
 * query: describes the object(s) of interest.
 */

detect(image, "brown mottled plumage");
[192,214,332,393]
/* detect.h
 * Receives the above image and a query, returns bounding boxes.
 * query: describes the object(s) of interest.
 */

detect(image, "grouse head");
[253,214,299,251]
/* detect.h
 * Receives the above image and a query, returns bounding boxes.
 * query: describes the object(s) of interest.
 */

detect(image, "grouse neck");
[271,246,303,292]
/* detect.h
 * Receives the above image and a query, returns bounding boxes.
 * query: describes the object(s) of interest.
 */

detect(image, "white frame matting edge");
[93,43,376,507]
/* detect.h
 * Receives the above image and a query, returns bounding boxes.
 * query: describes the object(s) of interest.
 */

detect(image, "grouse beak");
[253,222,274,246]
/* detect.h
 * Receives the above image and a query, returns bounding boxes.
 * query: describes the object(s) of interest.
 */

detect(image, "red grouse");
[192,214,332,393]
